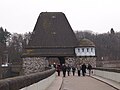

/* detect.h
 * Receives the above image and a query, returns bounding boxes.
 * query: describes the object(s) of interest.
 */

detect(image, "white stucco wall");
[75,47,95,56]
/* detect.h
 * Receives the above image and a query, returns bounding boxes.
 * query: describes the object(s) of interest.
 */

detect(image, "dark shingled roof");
[23,12,78,57]
[78,38,95,47]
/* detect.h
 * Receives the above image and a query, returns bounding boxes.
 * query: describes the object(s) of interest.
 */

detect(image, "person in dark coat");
[81,63,86,76]
[87,64,92,76]
[66,64,71,76]
[77,64,81,76]
[56,64,61,76]
[72,66,76,76]
[62,64,67,77]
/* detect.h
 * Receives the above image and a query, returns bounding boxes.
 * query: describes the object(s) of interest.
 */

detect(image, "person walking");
[66,64,71,76]
[56,64,61,76]
[62,64,67,77]
[77,64,81,76]
[72,66,76,76]
[87,64,92,76]
[81,63,86,76]
[53,63,56,69]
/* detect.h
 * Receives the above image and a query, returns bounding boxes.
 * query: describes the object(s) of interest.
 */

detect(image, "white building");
[75,38,95,57]
[67,38,97,67]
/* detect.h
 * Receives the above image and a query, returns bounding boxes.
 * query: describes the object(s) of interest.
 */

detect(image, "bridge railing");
[93,67,120,83]
[0,68,56,90]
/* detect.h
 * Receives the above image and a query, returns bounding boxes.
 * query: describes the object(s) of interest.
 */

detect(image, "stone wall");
[65,57,96,67]
[22,56,96,75]
[65,57,76,67]
[79,57,96,67]
[22,57,47,75]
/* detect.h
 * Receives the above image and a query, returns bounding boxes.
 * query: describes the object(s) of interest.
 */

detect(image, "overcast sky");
[0,0,120,34]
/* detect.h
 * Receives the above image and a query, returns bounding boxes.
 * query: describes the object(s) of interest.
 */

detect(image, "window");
[91,48,95,52]
[82,48,84,52]
[87,48,89,52]
[91,48,93,52]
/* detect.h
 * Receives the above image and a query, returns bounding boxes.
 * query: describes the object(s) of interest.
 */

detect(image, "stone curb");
[46,76,63,90]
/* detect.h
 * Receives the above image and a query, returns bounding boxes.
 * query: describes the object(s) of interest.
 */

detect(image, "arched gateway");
[22,12,96,75]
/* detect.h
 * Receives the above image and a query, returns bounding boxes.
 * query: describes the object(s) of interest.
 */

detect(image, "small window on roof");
[52,16,56,18]
[51,32,56,35]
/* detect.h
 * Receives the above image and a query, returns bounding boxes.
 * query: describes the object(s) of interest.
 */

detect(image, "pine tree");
[0,27,11,44]
[110,28,115,35]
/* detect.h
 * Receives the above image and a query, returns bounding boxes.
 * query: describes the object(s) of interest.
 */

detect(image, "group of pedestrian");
[56,63,93,77]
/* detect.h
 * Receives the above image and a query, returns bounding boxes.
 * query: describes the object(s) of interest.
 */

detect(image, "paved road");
[60,75,116,90]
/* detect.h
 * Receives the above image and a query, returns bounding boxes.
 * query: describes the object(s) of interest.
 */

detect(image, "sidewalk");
[46,75,63,90]
[60,75,117,90]
[91,75,120,90]
[45,73,120,90]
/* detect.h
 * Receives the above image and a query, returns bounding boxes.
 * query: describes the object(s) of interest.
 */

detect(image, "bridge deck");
[60,76,116,90]
[46,73,119,90]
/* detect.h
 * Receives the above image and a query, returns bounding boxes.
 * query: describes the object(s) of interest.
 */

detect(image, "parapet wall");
[0,68,55,90]
[93,68,120,83]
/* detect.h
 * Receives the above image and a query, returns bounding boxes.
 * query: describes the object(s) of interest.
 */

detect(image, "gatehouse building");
[22,12,96,74]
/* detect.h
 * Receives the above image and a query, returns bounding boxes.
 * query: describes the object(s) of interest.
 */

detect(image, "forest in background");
[0,27,120,66]
[75,28,120,61]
